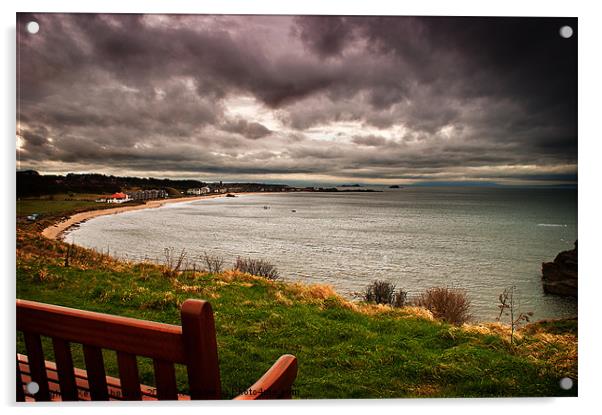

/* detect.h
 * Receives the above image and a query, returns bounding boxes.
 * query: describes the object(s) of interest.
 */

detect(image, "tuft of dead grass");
[273,290,293,306]
[171,279,204,294]
[461,321,523,342]
[217,269,271,284]
[407,383,441,396]
[520,331,577,379]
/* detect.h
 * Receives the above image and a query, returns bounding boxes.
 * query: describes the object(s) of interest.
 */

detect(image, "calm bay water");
[67,187,577,321]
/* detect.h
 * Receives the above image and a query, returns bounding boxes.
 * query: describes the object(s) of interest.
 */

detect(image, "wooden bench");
[16,299,297,401]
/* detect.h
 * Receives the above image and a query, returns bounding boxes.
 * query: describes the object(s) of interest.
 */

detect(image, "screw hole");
[26,381,40,395]
[559,377,573,390]
[559,25,573,39]
[26,21,39,34]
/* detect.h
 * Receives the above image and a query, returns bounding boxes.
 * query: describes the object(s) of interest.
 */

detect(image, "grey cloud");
[16,13,577,184]
[222,119,272,139]
[351,135,387,147]
[292,16,355,58]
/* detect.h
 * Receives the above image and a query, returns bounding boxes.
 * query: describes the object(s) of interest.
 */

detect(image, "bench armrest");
[233,354,298,400]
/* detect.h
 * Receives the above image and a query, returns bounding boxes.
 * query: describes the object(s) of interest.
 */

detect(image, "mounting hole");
[559,377,573,390]
[26,381,40,395]
[26,21,39,34]
[559,25,573,39]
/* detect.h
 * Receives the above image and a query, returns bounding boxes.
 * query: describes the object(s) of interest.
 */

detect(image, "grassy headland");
[16,197,577,398]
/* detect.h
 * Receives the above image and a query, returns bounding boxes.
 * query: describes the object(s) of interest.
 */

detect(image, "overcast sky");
[16,14,577,185]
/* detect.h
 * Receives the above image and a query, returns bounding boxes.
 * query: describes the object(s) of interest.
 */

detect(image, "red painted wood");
[16,357,25,402]
[116,351,142,400]
[17,299,298,401]
[23,332,50,401]
[83,345,109,400]
[18,354,191,400]
[233,355,298,400]
[153,359,178,400]
[17,299,185,362]
[181,299,221,399]
[51,338,78,401]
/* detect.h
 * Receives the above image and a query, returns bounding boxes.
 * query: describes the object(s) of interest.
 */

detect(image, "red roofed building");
[107,192,130,204]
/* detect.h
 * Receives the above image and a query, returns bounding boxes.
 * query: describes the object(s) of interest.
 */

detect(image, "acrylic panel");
[16,13,577,401]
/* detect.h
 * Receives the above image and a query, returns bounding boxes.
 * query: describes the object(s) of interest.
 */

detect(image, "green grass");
[17,199,102,217]
[16,193,129,218]
[15,198,578,399]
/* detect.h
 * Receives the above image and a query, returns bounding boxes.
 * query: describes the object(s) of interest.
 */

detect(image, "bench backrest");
[16,299,221,401]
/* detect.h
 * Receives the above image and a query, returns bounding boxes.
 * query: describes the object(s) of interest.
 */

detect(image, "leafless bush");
[497,285,534,345]
[412,287,472,325]
[234,257,280,280]
[64,243,75,267]
[392,289,408,307]
[163,247,187,279]
[363,280,395,304]
[362,280,408,307]
[202,252,225,274]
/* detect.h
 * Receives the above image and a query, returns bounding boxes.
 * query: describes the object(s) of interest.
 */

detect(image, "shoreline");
[41,192,271,241]
[37,190,577,323]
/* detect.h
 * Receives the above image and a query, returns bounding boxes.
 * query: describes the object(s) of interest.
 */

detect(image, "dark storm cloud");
[292,16,355,58]
[16,13,577,184]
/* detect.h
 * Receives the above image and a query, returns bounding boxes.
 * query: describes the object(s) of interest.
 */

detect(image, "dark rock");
[542,241,577,297]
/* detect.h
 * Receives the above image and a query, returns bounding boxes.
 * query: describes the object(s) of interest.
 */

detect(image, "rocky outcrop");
[542,241,577,298]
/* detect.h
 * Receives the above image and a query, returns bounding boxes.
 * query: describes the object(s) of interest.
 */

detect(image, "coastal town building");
[125,189,168,201]
[106,192,130,203]
[186,186,211,195]
[98,189,167,203]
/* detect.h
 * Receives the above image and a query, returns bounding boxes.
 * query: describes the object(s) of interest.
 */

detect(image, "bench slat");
[83,345,109,400]
[17,300,186,363]
[52,338,78,401]
[153,359,178,400]
[181,300,221,399]
[18,355,190,400]
[23,332,51,401]
[117,351,142,400]
[16,357,25,402]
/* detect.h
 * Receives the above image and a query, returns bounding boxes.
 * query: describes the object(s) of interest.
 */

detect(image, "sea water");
[67,187,577,321]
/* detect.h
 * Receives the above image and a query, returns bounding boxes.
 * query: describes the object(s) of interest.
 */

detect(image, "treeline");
[17,170,293,198]
[16,170,207,197]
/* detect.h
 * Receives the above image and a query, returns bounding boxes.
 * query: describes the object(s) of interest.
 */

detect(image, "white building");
[106,192,130,203]
[187,187,211,196]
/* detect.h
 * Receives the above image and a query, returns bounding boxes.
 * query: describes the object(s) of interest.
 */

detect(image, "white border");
[3,1,601,414]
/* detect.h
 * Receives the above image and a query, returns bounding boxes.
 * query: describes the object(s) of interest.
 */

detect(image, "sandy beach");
[42,193,253,240]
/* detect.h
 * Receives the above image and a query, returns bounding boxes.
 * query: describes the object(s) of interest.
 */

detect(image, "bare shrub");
[362,280,408,308]
[234,257,280,280]
[202,252,225,274]
[64,243,75,267]
[363,280,395,304]
[162,247,187,279]
[412,287,472,325]
[496,285,534,345]
[392,288,408,308]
